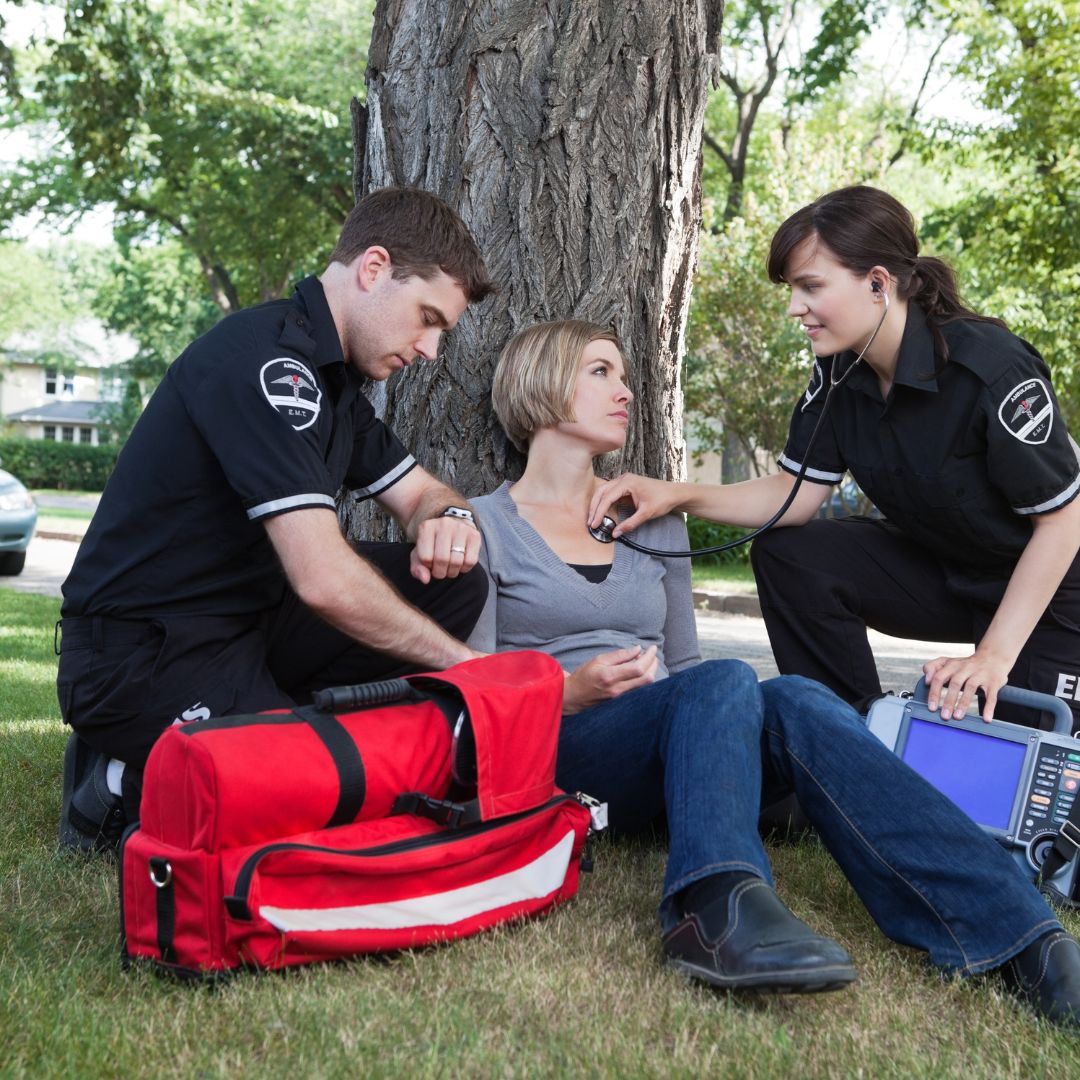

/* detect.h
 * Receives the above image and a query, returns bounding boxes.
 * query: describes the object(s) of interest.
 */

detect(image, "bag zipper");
[224,792,590,920]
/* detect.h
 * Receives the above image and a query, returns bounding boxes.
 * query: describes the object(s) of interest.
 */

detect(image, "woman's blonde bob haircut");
[492,320,624,451]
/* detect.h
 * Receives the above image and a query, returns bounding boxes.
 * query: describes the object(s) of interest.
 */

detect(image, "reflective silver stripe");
[246,493,336,520]
[778,453,843,484]
[350,455,417,500]
[1014,472,1080,515]
[259,830,576,933]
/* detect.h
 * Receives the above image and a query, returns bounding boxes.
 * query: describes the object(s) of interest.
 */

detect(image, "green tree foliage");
[1,0,373,313]
[0,237,102,371]
[94,375,145,445]
[920,0,1080,425]
[687,117,899,474]
[91,238,220,381]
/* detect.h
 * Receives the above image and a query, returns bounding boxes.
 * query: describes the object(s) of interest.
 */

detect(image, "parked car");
[817,475,883,520]
[0,465,38,575]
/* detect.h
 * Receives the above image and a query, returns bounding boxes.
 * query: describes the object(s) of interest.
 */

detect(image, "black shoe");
[1001,930,1080,1027]
[663,877,857,994]
[58,734,126,855]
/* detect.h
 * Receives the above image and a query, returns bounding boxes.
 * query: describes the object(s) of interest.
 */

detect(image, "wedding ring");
[451,545,466,554]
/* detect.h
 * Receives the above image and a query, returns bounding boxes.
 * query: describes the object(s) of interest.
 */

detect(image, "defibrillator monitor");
[899,719,1028,831]
[865,681,1079,900]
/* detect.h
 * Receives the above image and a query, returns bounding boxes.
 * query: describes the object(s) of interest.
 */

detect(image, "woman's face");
[559,339,632,453]
[783,234,883,356]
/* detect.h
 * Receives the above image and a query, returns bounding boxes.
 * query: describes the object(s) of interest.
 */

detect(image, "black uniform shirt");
[780,303,1080,570]
[62,276,416,618]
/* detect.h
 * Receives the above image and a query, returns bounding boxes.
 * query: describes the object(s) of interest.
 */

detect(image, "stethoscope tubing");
[601,292,891,558]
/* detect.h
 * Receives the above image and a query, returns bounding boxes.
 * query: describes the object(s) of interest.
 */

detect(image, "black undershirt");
[568,563,612,583]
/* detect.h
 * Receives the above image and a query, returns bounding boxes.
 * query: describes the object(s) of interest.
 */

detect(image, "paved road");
[33,492,101,512]
[695,610,959,692]
[9,538,958,693]
[5,537,75,600]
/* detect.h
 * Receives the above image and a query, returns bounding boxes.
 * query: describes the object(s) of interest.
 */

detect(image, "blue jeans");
[555,660,1061,975]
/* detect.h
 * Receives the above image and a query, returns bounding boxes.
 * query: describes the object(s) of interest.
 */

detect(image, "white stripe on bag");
[259,830,576,932]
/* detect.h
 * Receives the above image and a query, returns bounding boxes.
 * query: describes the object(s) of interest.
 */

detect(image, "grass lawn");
[691,560,758,593]
[2,589,1077,1078]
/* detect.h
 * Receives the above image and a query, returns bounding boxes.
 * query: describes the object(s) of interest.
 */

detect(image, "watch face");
[442,506,474,521]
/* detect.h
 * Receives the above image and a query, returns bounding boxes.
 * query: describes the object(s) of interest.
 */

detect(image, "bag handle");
[913,677,1074,735]
[312,678,419,712]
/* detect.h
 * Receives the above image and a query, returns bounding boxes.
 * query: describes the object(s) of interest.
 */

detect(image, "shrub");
[0,438,118,490]
[685,515,753,566]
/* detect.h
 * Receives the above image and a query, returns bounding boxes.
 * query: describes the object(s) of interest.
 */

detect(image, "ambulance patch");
[260,357,322,431]
[998,378,1053,445]
[801,360,824,411]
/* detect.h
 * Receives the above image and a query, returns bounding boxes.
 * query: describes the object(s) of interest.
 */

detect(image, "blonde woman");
[466,319,1079,1022]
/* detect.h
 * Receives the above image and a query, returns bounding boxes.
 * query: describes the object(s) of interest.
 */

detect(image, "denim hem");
[658,861,766,933]
[945,917,1063,978]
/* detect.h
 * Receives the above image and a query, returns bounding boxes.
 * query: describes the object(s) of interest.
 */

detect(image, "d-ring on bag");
[120,651,600,976]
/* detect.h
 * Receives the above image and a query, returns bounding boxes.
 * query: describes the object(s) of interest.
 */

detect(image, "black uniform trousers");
[56,541,488,815]
[750,516,1080,734]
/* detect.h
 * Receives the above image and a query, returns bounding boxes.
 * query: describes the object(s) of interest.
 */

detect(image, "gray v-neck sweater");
[467,482,701,679]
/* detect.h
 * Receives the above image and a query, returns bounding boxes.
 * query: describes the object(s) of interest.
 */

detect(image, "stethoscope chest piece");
[588,516,617,544]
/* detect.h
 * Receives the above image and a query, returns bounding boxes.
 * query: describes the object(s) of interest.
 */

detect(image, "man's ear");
[354,246,392,292]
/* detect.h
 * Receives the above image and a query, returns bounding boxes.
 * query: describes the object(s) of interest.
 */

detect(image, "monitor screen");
[900,719,1028,830]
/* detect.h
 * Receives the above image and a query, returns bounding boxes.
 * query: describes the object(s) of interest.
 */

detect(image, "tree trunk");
[349,0,722,539]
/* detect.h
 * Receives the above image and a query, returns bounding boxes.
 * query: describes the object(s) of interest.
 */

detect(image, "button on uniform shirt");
[62,276,416,618]
[780,303,1080,573]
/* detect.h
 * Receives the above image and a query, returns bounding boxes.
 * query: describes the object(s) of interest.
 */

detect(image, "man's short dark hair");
[330,187,496,304]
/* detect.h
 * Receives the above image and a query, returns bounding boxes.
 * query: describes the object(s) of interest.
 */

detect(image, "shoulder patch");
[997,378,1053,445]
[260,357,322,431]
[801,360,825,411]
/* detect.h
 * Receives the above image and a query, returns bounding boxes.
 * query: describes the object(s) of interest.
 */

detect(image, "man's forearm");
[265,508,478,670]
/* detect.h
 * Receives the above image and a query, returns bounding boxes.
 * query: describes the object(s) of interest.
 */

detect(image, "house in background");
[0,319,133,445]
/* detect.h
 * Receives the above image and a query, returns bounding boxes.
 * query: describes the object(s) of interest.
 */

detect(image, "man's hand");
[409,514,481,583]
[563,645,659,715]
[375,467,482,583]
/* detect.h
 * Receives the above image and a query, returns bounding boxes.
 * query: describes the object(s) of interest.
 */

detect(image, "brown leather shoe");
[663,878,857,994]
[1001,931,1080,1027]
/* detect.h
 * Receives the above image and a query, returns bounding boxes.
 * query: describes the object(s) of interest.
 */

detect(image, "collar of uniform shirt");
[840,300,940,399]
[294,276,348,371]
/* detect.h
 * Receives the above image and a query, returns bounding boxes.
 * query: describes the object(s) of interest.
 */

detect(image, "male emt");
[57,188,495,852]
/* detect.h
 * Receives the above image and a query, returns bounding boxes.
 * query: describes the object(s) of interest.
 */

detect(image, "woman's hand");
[563,645,659,715]
[923,647,1014,723]
[588,475,682,538]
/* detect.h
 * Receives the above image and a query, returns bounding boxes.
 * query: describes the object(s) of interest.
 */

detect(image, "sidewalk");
[693,588,761,618]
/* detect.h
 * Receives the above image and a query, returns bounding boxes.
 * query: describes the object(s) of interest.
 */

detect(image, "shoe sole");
[667,955,857,995]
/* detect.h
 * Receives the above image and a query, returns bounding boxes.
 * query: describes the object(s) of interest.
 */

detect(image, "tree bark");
[349,0,722,539]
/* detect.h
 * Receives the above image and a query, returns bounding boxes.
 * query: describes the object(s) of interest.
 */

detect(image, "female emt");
[589,185,1080,733]
[466,320,1079,1021]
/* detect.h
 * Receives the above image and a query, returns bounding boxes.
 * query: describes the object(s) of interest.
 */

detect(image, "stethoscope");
[589,286,891,556]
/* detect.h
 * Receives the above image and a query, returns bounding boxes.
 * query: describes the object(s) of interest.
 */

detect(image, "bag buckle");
[392,792,474,829]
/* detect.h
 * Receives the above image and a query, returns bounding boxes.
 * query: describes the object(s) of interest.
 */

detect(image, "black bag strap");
[148,857,177,964]
[302,679,469,829]
[1039,799,1080,909]
[291,709,368,829]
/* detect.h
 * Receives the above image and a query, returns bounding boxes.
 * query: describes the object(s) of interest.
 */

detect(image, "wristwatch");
[440,506,478,528]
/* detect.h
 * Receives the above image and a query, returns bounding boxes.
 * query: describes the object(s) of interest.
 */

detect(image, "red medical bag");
[120,651,596,976]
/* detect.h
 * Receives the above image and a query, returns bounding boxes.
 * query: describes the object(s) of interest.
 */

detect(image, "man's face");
[348,267,470,381]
